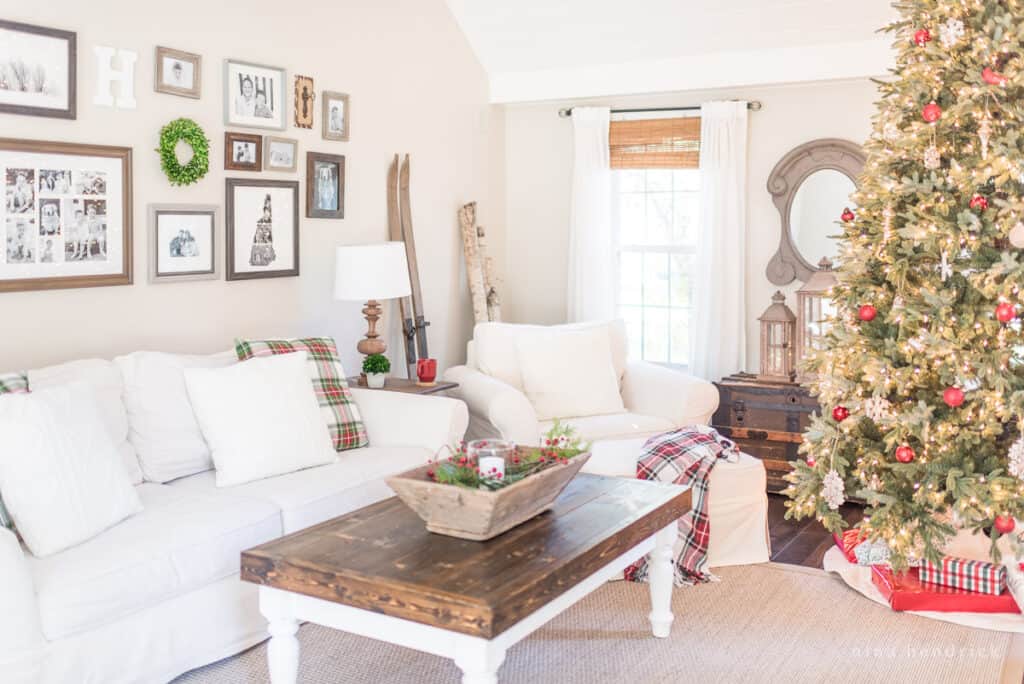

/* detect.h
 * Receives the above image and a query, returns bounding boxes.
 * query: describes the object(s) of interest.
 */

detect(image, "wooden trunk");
[712,373,820,493]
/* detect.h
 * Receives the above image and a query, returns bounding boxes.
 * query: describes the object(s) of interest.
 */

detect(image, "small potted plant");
[362,353,390,388]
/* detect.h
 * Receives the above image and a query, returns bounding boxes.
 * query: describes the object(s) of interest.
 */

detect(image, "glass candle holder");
[467,439,514,481]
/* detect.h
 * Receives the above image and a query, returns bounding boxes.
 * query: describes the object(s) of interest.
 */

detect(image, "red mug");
[416,358,437,384]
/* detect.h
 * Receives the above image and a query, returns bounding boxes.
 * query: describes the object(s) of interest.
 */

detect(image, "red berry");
[942,387,965,408]
[841,207,855,223]
[806,457,816,467]
[426,469,435,479]
[996,302,1016,323]
[832,406,850,422]
[995,515,1016,534]
[895,445,915,463]
[969,194,989,211]
[913,28,932,46]
[858,305,877,322]
[922,102,942,123]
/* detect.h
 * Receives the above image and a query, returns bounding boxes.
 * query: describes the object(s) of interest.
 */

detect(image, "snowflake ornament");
[1010,436,1024,480]
[863,396,892,423]
[924,144,941,170]
[939,17,965,49]
[883,121,901,142]
[822,469,846,510]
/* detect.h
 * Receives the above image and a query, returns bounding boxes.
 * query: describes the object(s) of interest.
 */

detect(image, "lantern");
[758,291,797,382]
[795,257,838,374]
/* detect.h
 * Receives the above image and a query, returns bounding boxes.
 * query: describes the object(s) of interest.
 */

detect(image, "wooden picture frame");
[154,46,201,99]
[305,152,345,219]
[321,91,350,141]
[225,178,299,281]
[0,20,76,119]
[223,59,286,131]
[224,132,263,171]
[147,204,219,284]
[263,136,298,172]
[294,75,314,129]
[0,138,131,292]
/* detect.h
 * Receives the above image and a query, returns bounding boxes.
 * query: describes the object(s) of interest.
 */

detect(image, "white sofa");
[0,352,468,684]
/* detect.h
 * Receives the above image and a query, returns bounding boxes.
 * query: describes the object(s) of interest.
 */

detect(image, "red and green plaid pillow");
[0,371,29,531]
[234,337,368,451]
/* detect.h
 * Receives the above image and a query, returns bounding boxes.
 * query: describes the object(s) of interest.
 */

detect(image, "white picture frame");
[147,203,219,283]
[223,59,286,131]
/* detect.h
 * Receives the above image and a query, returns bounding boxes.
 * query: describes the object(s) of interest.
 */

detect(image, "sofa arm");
[621,361,720,427]
[350,388,468,452]
[0,528,44,683]
[441,366,540,445]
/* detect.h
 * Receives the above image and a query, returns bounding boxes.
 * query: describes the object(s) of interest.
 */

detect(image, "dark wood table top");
[241,474,691,639]
[346,375,458,395]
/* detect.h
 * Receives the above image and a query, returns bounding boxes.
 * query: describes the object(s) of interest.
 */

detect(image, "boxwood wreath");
[157,118,210,186]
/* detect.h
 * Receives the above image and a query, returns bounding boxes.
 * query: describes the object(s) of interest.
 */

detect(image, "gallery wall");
[0,0,497,375]
[494,78,878,373]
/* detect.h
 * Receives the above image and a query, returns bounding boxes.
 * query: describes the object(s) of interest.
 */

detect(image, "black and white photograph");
[73,170,106,195]
[5,168,35,214]
[148,204,219,283]
[321,91,350,141]
[223,59,286,130]
[155,46,201,99]
[225,178,298,280]
[0,20,76,119]
[39,198,61,236]
[39,168,70,194]
[263,136,297,172]
[61,198,107,261]
[39,236,59,264]
[305,152,345,219]
[224,131,263,171]
[5,218,35,263]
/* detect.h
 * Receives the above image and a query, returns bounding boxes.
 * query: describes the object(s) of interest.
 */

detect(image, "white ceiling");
[445,0,898,103]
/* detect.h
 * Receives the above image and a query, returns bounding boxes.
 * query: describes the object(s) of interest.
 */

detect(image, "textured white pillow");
[115,350,237,483]
[516,327,625,421]
[184,351,335,487]
[0,383,143,557]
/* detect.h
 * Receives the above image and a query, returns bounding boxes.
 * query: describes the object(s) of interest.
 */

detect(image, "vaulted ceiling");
[445,0,898,102]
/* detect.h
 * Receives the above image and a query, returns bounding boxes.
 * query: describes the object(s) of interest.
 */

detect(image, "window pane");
[646,193,672,245]
[670,309,690,365]
[672,192,700,244]
[617,169,645,193]
[621,306,643,361]
[673,169,701,192]
[619,193,645,244]
[643,252,669,306]
[643,307,669,363]
[670,253,694,307]
[619,251,642,306]
[646,169,672,192]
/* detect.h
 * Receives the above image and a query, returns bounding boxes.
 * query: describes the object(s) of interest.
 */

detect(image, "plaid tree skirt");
[624,425,739,586]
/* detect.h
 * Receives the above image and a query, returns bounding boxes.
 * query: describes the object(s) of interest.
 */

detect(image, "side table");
[346,375,458,396]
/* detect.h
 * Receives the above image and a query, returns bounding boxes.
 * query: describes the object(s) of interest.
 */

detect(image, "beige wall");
[0,0,497,375]
[497,78,878,373]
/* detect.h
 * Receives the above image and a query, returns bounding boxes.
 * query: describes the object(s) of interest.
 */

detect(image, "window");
[610,116,701,367]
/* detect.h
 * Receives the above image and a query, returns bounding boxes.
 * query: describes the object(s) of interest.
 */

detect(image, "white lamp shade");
[333,242,412,301]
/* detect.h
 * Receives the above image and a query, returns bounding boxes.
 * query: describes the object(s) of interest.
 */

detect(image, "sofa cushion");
[539,413,674,446]
[28,482,281,641]
[473,320,628,392]
[115,350,237,483]
[169,446,431,533]
[0,372,28,532]
[28,358,142,484]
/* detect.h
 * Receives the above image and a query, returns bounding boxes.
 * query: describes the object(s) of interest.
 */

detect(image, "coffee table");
[241,473,691,683]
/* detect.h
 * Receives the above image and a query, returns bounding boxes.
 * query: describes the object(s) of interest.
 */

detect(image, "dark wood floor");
[767,493,863,568]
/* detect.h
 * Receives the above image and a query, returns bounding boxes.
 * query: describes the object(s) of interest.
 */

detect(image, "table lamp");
[333,242,412,356]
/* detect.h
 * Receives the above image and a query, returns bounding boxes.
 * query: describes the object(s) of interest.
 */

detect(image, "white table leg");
[260,588,300,684]
[454,637,506,684]
[648,521,677,638]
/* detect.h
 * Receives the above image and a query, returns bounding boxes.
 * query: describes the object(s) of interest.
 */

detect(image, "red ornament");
[942,387,965,408]
[832,406,850,422]
[913,28,932,47]
[841,207,856,223]
[922,102,942,123]
[995,515,1016,535]
[996,302,1016,323]
[982,67,1008,86]
[858,304,878,322]
[895,445,915,463]
[969,194,989,211]
[806,457,816,468]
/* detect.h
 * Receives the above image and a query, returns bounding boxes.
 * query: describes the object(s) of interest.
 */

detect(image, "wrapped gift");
[832,531,861,563]
[919,557,1006,595]
[871,565,1021,614]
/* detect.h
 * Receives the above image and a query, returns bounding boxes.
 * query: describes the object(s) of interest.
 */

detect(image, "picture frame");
[0,137,131,292]
[305,152,345,219]
[154,46,201,99]
[223,59,286,131]
[263,136,298,172]
[147,204,219,283]
[224,131,263,172]
[294,75,314,129]
[225,178,299,281]
[0,19,76,119]
[321,91,350,141]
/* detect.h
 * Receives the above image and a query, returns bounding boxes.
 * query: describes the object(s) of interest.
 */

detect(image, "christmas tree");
[784,0,1024,569]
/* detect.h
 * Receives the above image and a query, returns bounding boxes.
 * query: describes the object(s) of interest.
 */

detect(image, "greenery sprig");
[156,118,209,186]
[362,353,390,374]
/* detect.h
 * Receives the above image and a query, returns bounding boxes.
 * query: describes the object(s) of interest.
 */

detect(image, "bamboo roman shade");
[609,117,701,169]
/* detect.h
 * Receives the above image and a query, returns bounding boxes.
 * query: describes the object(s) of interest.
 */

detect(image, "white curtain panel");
[567,106,616,323]
[690,101,749,381]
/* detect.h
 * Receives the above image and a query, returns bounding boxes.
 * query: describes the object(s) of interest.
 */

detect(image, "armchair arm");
[621,361,720,427]
[0,528,44,684]
[441,366,540,444]
[350,388,468,451]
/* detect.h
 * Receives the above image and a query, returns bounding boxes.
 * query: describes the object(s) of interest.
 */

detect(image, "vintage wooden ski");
[387,154,416,377]
[399,154,430,360]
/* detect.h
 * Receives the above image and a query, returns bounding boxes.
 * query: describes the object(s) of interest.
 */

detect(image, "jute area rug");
[176,563,1024,684]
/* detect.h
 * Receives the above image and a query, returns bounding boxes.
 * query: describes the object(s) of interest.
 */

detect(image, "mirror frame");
[765,138,866,285]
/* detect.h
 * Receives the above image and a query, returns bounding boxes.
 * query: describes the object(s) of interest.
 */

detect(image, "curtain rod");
[557,101,762,118]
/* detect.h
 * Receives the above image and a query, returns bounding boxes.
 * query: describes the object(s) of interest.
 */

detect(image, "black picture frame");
[0,20,76,120]
[225,178,299,281]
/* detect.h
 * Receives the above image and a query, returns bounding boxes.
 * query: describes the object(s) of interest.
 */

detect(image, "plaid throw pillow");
[234,337,368,451]
[0,371,29,531]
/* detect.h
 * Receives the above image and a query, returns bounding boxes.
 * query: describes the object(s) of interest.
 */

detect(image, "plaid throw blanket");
[625,425,739,586]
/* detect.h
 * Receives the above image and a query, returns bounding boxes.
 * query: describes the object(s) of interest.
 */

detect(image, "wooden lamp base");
[356,299,387,356]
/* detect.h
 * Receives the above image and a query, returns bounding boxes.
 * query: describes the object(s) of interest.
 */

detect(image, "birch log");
[477,224,502,321]
[459,202,489,323]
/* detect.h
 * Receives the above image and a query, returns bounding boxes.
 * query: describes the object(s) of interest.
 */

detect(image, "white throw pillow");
[516,327,625,421]
[0,383,143,557]
[115,350,237,483]
[184,351,335,487]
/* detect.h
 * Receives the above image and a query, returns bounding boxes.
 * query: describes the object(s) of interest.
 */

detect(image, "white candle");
[478,455,505,479]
